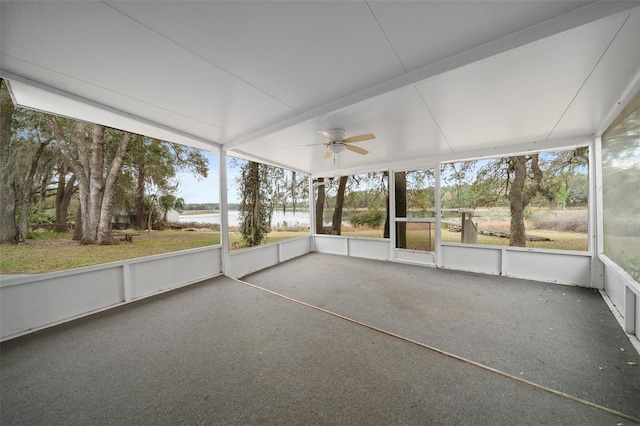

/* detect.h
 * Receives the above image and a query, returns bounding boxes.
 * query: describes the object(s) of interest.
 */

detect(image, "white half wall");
[601,254,640,339]
[0,245,223,341]
[227,236,312,278]
[441,243,593,287]
[314,235,391,261]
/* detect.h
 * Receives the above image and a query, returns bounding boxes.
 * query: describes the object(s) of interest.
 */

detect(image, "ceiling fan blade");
[324,150,333,159]
[346,144,369,155]
[318,130,337,141]
[297,142,328,148]
[343,133,375,143]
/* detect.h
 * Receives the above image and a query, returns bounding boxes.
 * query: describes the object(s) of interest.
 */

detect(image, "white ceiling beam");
[224,1,638,152]
[1,71,222,150]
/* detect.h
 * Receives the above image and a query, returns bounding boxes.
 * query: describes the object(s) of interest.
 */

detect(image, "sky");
[176,152,243,204]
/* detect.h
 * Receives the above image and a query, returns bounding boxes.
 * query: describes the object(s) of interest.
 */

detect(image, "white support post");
[591,136,604,288]
[388,169,396,261]
[434,164,442,268]
[624,286,636,334]
[122,264,132,302]
[308,176,315,233]
[219,149,230,275]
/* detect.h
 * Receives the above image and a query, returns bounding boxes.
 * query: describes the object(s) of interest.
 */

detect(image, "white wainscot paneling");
[314,235,348,256]
[280,236,312,262]
[604,261,629,313]
[441,244,502,275]
[129,246,222,299]
[601,255,640,337]
[1,267,124,340]
[0,245,223,341]
[348,237,390,260]
[229,237,312,278]
[229,244,279,278]
[636,293,640,336]
[394,249,435,265]
[505,250,591,286]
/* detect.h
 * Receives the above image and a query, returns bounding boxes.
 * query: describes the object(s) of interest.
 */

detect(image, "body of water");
[179,210,310,227]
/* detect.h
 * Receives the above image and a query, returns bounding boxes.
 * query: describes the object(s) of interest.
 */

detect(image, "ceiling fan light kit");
[327,143,347,153]
[297,128,376,159]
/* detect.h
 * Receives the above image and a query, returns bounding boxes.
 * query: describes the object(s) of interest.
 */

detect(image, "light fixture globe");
[327,143,347,154]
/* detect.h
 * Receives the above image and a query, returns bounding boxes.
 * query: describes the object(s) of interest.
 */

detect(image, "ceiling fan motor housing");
[328,128,345,141]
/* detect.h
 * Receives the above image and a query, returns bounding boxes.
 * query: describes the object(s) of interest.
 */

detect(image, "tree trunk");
[395,171,407,249]
[315,178,325,234]
[15,184,29,243]
[135,164,146,228]
[54,170,75,232]
[97,131,132,244]
[46,117,132,245]
[15,140,50,242]
[508,155,542,247]
[291,171,296,215]
[383,172,407,247]
[0,80,17,243]
[147,201,154,234]
[73,205,83,240]
[331,176,348,235]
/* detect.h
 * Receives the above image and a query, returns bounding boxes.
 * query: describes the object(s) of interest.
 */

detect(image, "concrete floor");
[1,253,639,425]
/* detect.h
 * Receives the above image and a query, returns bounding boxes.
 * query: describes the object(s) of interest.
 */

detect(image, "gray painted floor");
[2,253,639,425]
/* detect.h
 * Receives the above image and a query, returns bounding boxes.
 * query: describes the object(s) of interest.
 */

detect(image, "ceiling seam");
[545,12,632,141]
[414,87,455,154]
[99,1,300,114]
[0,55,234,141]
[365,1,408,74]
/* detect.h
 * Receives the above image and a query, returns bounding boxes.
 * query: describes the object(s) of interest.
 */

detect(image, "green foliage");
[183,203,219,211]
[28,211,55,225]
[348,209,385,228]
[237,161,273,246]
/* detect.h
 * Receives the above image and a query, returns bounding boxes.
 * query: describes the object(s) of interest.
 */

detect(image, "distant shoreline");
[180,209,219,215]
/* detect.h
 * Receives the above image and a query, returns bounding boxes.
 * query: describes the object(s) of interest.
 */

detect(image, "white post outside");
[219,149,230,275]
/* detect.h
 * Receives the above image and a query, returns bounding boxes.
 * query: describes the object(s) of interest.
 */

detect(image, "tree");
[507,155,543,246]
[442,161,477,209]
[53,162,77,232]
[315,178,325,234]
[237,161,273,246]
[0,79,17,243]
[471,150,587,247]
[330,175,349,235]
[46,116,132,244]
[126,137,207,229]
[0,80,58,243]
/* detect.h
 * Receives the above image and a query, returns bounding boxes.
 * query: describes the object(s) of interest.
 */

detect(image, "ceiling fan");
[298,128,375,159]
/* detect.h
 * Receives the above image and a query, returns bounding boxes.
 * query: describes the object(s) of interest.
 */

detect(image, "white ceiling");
[2,1,639,176]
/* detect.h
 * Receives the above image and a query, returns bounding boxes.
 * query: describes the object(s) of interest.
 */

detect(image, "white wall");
[0,245,223,341]
[440,244,593,286]
[314,236,594,287]
[314,235,391,261]
[601,255,640,338]
[227,236,312,278]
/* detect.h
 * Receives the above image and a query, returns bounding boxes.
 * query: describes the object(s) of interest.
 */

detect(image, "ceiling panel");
[2,1,638,177]
[415,12,628,152]
[106,1,407,113]
[551,7,640,140]
[231,86,452,175]
[1,1,295,142]
[369,1,596,72]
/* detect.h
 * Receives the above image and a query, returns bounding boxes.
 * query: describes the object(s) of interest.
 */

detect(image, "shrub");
[533,215,588,233]
[349,210,385,228]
